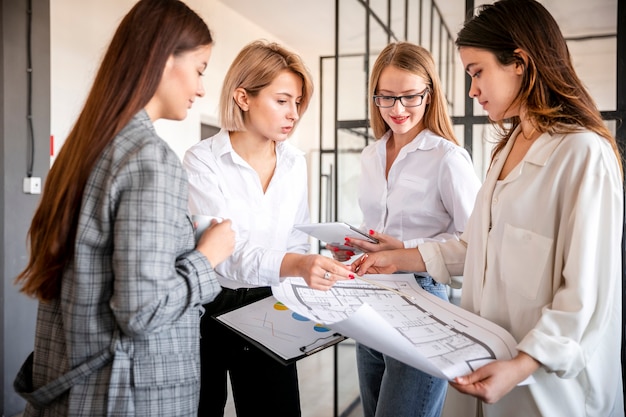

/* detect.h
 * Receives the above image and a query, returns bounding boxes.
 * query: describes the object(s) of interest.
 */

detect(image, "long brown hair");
[369,42,458,144]
[16,0,213,301]
[456,0,622,173]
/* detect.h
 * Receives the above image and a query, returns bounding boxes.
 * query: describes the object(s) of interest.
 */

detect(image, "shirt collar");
[211,129,234,158]
[516,127,564,167]
[377,128,439,153]
[211,128,303,168]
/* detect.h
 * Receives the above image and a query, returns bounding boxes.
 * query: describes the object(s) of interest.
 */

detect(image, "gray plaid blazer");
[15,110,221,416]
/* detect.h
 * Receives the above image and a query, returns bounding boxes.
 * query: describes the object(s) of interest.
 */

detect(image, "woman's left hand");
[449,352,540,404]
[325,243,357,262]
[344,230,404,253]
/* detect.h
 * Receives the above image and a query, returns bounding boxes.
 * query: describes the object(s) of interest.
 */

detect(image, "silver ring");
[323,271,331,280]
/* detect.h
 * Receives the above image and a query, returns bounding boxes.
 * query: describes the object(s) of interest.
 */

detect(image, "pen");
[354,253,368,272]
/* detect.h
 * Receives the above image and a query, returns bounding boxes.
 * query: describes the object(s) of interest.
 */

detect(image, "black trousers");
[198,286,301,417]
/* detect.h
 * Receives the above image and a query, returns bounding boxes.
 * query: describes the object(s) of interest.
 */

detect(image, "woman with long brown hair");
[13,1,234,415]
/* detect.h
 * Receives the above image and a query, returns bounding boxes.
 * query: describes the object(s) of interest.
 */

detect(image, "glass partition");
[317,1,458,415]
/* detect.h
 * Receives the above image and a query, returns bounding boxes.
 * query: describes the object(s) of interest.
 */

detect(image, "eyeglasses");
[373,88,430,108]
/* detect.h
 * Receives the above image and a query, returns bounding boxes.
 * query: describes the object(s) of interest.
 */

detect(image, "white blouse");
[358,129,481,248]
[183,129,310,290]
[421,128,624,416]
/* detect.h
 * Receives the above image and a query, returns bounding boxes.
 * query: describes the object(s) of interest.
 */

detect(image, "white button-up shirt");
[358,129,481,248]
[183,129,310,289]
[421,128,624,416]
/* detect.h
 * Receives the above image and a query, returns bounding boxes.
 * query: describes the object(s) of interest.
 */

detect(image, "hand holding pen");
[351,248,424,276]
[351,252,397,275]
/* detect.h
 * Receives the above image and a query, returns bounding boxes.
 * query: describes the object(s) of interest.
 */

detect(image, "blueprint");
[272,274,529,382]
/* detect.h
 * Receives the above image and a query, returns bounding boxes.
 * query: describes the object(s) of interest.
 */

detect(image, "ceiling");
[223,0,618,57]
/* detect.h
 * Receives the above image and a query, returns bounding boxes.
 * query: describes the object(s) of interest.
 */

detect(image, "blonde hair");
[369,42,457,144]
[220,40,313,131]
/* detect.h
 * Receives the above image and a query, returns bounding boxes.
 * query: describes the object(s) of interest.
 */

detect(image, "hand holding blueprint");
[272,273,534,383]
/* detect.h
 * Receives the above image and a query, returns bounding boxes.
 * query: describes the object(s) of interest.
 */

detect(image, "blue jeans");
[356,275,449,417]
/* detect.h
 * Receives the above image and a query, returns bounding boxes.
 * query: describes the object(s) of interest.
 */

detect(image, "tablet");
[294,222,379,244]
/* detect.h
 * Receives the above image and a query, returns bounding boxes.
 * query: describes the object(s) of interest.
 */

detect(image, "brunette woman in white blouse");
[183,40,354,417]
[329,42,481,417]
[352,1,624,416]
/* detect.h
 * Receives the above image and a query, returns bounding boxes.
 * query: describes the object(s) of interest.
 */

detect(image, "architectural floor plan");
[272,274,529,381]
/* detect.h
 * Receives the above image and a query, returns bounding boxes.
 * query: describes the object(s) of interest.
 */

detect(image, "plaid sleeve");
[108,141,219,336]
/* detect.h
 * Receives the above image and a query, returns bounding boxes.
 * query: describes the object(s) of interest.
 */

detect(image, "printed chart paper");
[272,274,532,382]
[215,296,345,364]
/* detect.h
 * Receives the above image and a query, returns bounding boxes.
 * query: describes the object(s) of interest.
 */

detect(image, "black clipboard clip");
[299,333,345,355]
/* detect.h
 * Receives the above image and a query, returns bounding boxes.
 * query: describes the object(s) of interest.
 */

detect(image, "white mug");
[191,214,223,242]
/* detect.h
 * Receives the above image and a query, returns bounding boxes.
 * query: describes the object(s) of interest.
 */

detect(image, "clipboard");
[214,295,346,365]
[294,222,379,244]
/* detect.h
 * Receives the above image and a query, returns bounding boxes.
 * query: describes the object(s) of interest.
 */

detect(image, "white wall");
[50,0,321,162]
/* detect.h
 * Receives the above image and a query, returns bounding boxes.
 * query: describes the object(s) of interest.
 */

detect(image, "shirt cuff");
[403,238,422,249]
[517,329,585,378]
[260,250,284,287]
[418,242,453,286]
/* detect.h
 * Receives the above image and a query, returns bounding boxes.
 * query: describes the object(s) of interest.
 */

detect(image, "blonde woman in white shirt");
[329,42,481,417]
[352,1,624,416]
[183,40,354,417]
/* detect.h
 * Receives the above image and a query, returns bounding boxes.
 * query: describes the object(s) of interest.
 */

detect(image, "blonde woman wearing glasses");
[330,42,481,417]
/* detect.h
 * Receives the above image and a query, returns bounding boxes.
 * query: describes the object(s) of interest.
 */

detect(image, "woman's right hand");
[351,248,423,276]
[196,219,235,267]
